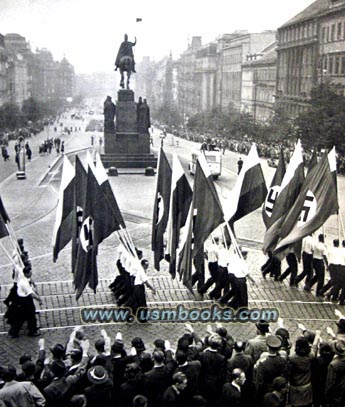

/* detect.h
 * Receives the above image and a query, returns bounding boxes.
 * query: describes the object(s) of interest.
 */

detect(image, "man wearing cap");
[84,366,113,407]
[254,335,287,402]
[325,340,345,407]
[245,320,270,364]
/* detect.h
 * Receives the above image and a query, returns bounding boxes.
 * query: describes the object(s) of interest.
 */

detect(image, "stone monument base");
[101,89,157,169]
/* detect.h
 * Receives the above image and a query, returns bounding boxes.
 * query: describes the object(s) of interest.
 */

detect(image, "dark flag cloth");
[263,140,305,253]
[165,153,193,278]
[0,212,8,239]
[276,147,338,250]
[74,165,121,299]
[71,155,88,273]
[136,18,142,22]
[93,152,126,231]
[262,147,286,228]
[226,143,267,224]
[151,148,172,270]
[52,156,75,262]
[0,195,10,223]
[178,154,224,292]
[307,150,318,174]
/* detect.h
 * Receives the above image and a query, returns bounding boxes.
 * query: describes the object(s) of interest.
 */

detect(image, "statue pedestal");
[102,89,157,169]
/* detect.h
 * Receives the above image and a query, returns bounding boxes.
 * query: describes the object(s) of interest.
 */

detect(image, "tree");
[295,83,345,148]
[22,97,42,123]
[0,102,22,130]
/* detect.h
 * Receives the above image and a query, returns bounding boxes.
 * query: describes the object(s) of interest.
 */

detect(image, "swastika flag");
[276,147,338,250]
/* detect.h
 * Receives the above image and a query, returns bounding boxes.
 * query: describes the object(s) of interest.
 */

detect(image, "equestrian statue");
[115,34,136,89]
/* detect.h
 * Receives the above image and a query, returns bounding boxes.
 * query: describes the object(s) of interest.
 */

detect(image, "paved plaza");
[0,119,344,367]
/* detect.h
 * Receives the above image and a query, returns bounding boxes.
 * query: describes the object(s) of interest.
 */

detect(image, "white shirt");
[328,246,344,265]
[313,241,327,260]
[218,247,230,268]
[302,236,314,254]
[134,267,148,286]
[17,277,33,297]
[206,242,219,263]
[229,255,249,278]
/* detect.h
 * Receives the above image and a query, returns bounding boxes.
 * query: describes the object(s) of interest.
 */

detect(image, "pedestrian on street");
[237,157,243,174]
[61,141,65,155]
[1,145,9,161]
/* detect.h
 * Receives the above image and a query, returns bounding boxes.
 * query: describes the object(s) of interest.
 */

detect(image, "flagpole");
[0,240,22,270]
[5,225,25,268]
[338,211,345,242]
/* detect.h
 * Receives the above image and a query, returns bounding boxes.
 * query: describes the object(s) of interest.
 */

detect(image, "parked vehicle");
[189,148,222,180]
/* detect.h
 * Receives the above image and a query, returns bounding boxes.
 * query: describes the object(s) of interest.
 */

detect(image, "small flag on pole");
[136,18,142,22]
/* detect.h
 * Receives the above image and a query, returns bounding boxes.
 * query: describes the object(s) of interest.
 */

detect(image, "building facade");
[241,42,277,122]
[0,33,76,110]
[219,31,276,111]
[275,0,345,118]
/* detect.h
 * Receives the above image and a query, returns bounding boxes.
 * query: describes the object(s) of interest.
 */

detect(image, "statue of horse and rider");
[115,34,136,89]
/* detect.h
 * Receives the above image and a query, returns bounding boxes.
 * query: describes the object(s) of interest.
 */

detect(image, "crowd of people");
[178,131,345,174]
[0,315,345,407]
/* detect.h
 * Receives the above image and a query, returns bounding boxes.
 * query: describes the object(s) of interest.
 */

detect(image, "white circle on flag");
[80,216,93,252]
[156,192,164,225]
[297,190,317,227]
[264,185,281,218]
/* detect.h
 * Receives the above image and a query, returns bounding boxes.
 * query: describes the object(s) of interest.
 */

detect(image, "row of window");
[321,21,345,43]
[322,53,345,75]
[279,22,317,44]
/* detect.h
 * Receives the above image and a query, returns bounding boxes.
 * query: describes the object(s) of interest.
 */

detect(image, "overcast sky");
[0,0,315,74]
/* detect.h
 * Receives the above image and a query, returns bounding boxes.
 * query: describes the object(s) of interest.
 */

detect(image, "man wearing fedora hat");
[325,340,345,407]
[84,365,113,407]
